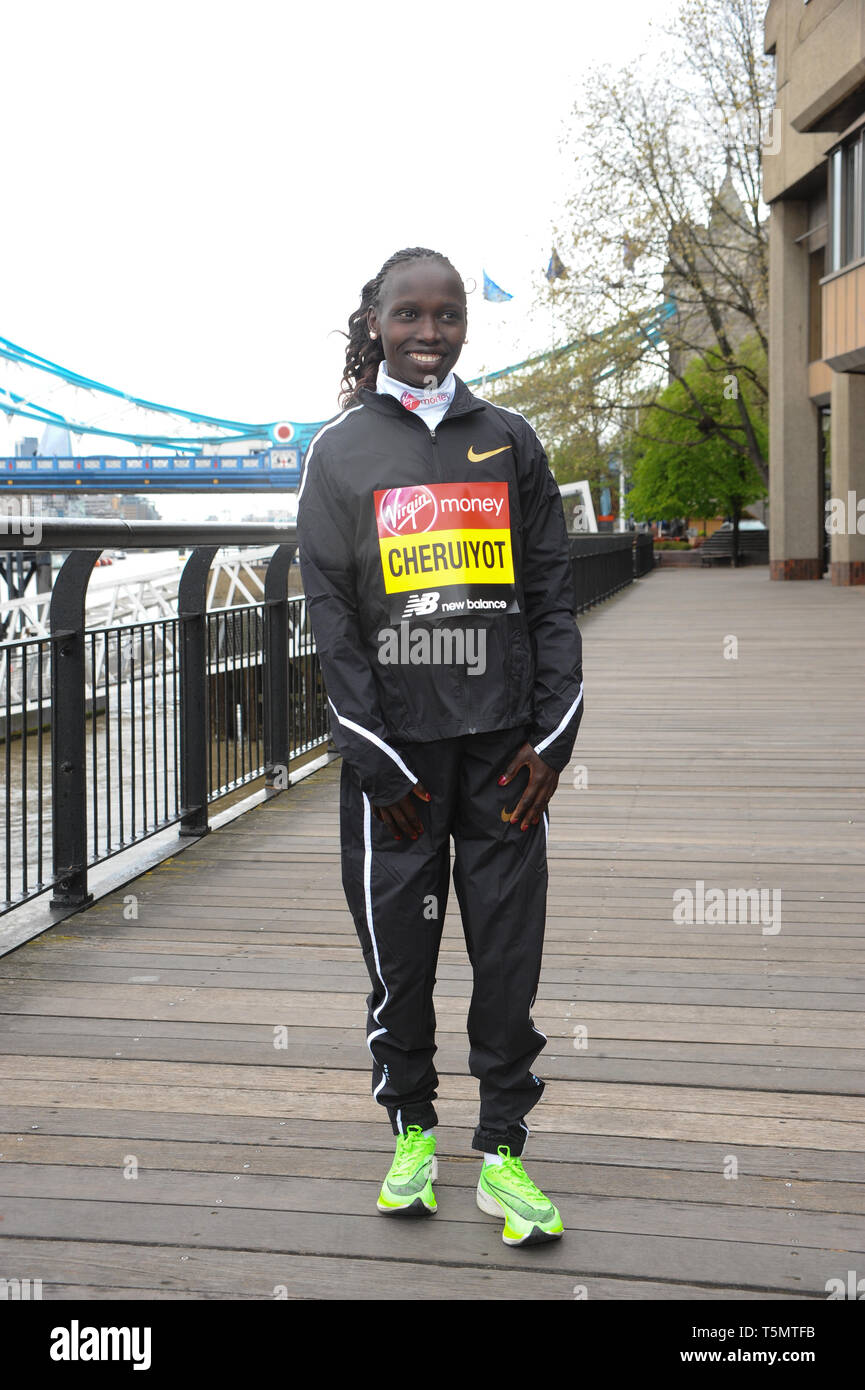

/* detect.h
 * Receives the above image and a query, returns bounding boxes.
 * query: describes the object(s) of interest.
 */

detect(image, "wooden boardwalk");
[1,566,864,1300]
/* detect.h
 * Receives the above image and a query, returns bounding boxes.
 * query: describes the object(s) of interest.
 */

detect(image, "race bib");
[374,482,519,622]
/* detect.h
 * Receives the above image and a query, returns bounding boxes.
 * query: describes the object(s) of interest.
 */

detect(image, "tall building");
[764,0,865,583]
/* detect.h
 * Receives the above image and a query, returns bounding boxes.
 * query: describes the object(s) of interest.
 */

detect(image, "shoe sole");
[476,1181,564,1245]
[377,1155,438,1216]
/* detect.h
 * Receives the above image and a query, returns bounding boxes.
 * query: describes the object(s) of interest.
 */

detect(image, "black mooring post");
[49,550,101,908]
[263,543,296,790]
[178,546,218,836]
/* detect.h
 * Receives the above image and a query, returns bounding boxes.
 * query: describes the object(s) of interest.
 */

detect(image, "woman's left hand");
[498,743,559,831]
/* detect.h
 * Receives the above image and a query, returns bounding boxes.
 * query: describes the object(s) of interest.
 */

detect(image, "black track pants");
[338,724,549,1157]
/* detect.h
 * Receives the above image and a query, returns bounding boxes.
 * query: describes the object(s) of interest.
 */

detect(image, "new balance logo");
[401,591,440,617]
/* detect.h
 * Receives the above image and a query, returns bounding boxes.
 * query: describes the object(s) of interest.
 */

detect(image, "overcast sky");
[2,0,679,516]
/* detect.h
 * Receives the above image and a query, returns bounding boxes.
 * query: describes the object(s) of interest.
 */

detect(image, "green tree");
[627,335,767,562]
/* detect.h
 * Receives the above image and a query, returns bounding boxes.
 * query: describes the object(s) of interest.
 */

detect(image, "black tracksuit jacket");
[296,374,584,802]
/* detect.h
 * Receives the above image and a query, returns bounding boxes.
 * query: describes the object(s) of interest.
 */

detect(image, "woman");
[297,247,584,1246]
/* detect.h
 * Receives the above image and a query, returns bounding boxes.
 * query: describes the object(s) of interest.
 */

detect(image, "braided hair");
[339,247,465,408]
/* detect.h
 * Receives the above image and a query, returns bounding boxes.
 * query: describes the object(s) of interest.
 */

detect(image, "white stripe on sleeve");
[533,682,584,757]
[328,697,418,785]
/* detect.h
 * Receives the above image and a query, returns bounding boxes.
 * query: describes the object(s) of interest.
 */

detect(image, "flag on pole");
[483,270,513,302]
[545,247,568,281]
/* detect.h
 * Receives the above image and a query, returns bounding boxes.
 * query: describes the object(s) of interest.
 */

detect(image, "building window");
[808,248,824,362]
[830,148,843,269]
[828,131,865,272]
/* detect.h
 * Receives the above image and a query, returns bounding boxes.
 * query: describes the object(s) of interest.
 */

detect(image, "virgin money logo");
[399,389,448,410]
[379,486,438,536]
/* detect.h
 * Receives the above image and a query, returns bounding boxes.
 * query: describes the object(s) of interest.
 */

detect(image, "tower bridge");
[0,300,676,494]
[1,449,303,491]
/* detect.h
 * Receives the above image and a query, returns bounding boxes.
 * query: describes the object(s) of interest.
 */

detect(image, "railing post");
[49,550,101,908]
[263,543,296,789]
[178,546,218,836]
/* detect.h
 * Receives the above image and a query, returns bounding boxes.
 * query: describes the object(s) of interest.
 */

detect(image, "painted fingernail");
[498,776,507,785]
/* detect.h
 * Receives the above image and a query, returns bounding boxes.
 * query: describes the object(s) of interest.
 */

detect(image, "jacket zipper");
[373,394,505,738]
[429,426,441,482]
[428,425,474,730]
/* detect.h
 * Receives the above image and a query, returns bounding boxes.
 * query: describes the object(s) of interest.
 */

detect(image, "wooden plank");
[0,1196,851,1295]
[3,979,864,1030]
[5,958,865,1002]
[23,931,865,966]
[3,1164,863,1254]
[1,1027,863,1096]
[2,1056,863,1125]
[3,1138,863,1213]
[2,1079,863,1150]
[0,567,862,1300]
[4,1012,863,1069]
[2,993,862,1049]
[5,1106,864,1180]
[0,1240,804,1301]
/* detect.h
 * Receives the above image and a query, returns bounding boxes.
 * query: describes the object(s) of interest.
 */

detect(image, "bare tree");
[489,0,773,488]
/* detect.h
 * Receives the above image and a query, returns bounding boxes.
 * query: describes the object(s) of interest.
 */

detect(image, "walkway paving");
[1,567,863,1299]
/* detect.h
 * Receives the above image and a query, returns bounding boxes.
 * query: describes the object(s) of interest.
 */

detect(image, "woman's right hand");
[372,782,431,841]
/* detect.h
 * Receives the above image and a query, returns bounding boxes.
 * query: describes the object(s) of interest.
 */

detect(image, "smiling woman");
[339,247,468,404]
[297,245,584,1249]
[371,264,467,387]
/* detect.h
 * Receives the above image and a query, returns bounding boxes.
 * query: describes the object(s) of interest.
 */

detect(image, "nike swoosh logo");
[467,445,512,462]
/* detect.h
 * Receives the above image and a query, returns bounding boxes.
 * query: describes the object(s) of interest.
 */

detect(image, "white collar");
[375,357,456,410]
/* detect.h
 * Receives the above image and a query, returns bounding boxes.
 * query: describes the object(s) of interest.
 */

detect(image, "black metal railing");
[83,616,181,865]
[1,520,329,916]
[2,518,653,917]
[2,635,51,906]
[634,532,655,578]
[569,532,654,611]
[207,605,264,800]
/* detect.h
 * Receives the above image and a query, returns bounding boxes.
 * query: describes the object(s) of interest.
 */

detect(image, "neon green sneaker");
[377,1125,438,1217]
[476,1148,564,1245]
